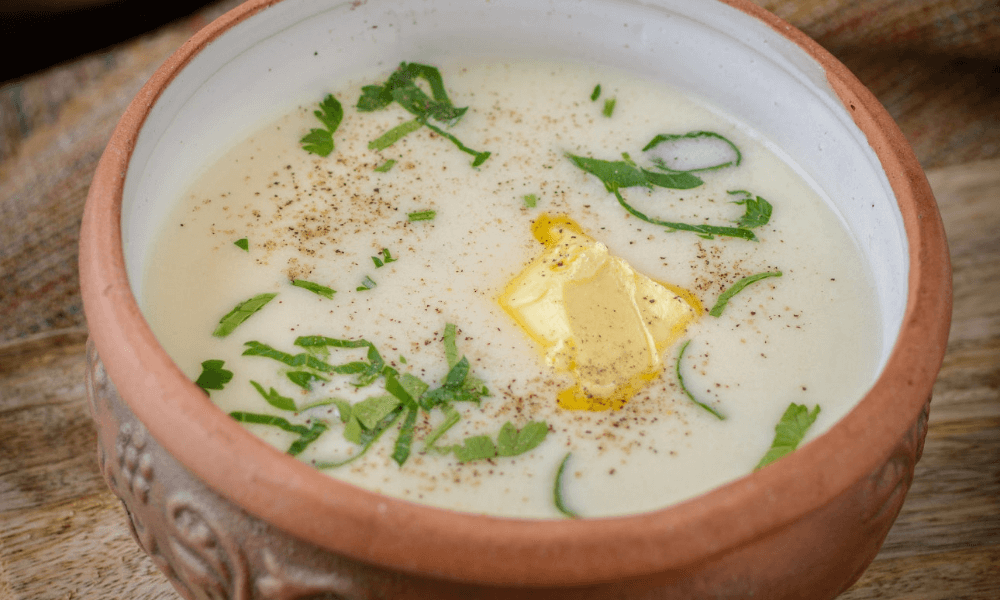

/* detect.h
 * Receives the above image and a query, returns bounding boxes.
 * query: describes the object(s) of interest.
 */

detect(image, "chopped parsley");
[374,159,397,172]
[408,210,436,222]
[194,359,232,395]
[709,271,783,317]
[590,84,601,101]
[554,453,579,518]
[234,238,249,251]
[356,275,377,291]
[211,292,277,337]
[566,131,773,240]
[675,340,725,420]
[523,193,538,208]
[371,248,397,267]
[755,403,821,470]
[299,94,343,157]
[249,380,297,411]
[357,62,490,166]
[602,97,616,117]
[291,279,336,299]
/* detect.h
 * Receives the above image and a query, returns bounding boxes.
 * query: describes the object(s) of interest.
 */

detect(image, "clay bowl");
[79,0,951,598]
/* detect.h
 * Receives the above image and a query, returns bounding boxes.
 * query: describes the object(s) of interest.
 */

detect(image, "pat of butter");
[499,214,701,411]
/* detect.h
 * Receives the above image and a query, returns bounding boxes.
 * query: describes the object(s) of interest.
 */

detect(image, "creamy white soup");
[143,60,880,518]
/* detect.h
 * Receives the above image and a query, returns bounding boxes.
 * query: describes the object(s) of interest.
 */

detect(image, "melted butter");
[499,213,701,411]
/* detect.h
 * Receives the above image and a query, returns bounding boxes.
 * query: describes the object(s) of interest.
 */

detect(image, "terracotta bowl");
[79,0,951,598]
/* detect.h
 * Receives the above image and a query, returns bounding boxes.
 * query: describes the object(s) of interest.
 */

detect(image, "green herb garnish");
[243,341,334,372]
[291,279,336,299]
[293,336,388,387]
[709,271,782,317]
[356,275,377,291]
[452,434,498,462]
[590,84,601,101]
[566,153,761,240]
[643,131,742,172]
[675,340,725,420]
[318,405,405,469]
[554,453,579,518]
[755,403,821,470]
[523,193,538,208]
[728,190,773,229]
[371,248,397,268]
[497,421,548,456]
[287,422,329,456]
[287,370,330,391]
[423,403,461,450]
[602,97,616,117]
[234,238,249,251]
[408,210,436,222]
[194,359,233,395]
[369,119,423,151]
[358,62,490,165]
[299,94,344,157]
[229,411,329,455]
[212,292,277,337]
[442,322,460,368]
[250,380,297,411]
[374,159,397,172]
[441,421,547,463]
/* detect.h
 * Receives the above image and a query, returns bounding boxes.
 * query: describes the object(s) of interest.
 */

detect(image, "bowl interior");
[122,0,907,374]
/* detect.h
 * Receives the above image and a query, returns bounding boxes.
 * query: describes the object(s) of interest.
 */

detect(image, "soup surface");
[143,60,880,518]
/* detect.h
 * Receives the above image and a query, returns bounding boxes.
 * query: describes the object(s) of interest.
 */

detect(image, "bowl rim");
[79,0,952,586]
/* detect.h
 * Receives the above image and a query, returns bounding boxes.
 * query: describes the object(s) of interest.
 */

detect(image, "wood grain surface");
[1,1,998,598]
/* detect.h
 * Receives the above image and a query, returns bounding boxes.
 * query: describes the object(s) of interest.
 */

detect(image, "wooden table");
[1,1,998,598]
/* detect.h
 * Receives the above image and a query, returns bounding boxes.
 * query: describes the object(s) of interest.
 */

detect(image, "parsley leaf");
[755,403,821,470]
[523,193,538,208]
[249,380,297,411]
[675,340,725,420]
[349,394,401,430]
[293,336,388,387]
[566,152,760,240]
[374,159,397,172]
[643,131,742,172]
[424,403,461,450]
[234,238,249,251]
[590,84,601,101]
[371,248,397,268]
[212,292,277,337]
[452,435,498,462]
[287,370,329,391]
[444,420,547,463]
[287,422,329,456]
[709,271,783,317]
[358,62,490,166]
[408,210,436,221]
[442,322,460,368]
[728,190,774,229]
[369,119,423,151]
[554,453,579,518]
[291,279,336,299]
[230,410,311,434]
[243,341,334,372]
[496,421,548,457]
[299,94,343,157]
[602,97,616,117]
[300,128,334,157]
[392,406,420,465]
[316,406,405,469]
[194,359,233,395]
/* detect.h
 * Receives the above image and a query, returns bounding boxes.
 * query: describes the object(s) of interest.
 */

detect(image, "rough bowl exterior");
[79,0,952,598]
